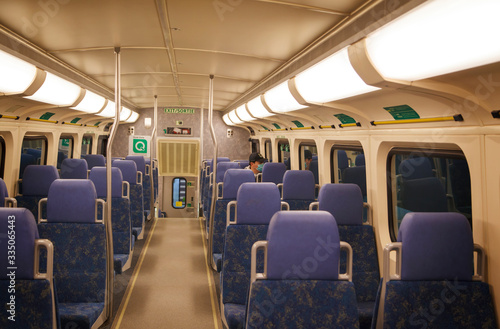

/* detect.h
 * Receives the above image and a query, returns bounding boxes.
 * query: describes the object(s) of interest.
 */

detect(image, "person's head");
[249,152,266,174]
[304,150,313,169]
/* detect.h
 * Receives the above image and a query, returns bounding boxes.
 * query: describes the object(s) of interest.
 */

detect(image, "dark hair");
[304,150,312,160]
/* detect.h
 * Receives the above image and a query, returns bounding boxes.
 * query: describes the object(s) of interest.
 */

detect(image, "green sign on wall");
[132,138,148,153]
[164,108,195,114]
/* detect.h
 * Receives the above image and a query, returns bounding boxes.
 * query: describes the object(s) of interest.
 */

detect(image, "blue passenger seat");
[211,169,255,272]
[89,167,133,274]
[246,211,359,329]
[372,212,497,329]
[221,183,282,329]
[0,177,16,207]
[261,162,286,184]
[0,208,58,329]
[113,160,145,240]
[15,165,59,219]
[84,154,106,170]
[19,153,36,178]
[281,170,316,210]
[313,183,379,329]
[37,179,108,329]
[203,157,231,223]
[60,158,88,179]
[126,155,151,218]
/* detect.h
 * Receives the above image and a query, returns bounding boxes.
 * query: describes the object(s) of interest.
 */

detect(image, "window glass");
[278,140,290,170]
[251,139,260,154]
[0,136,5,179]
[20,136,47,178]
[81,135,93,156]
[388,149,472,240]
[97,135,108,156]
[299,144,318,184]
[172,177,187,209]
[264,140,272,162]
[58,136,73,169]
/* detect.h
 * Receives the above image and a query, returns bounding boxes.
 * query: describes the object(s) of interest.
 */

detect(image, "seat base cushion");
[59,302,104,329]
[224,303,246,329]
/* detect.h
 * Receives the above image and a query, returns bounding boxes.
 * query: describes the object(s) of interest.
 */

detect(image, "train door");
[278,139,290,170]
[81,135,93,157]
[264,139,272,162]
[157,138,200,218]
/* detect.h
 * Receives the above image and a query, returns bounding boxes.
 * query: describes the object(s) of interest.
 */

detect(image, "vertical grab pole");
[104,46,120,320]
[199,107,203,218]
[207,74,218,270]
[149,95,158,220]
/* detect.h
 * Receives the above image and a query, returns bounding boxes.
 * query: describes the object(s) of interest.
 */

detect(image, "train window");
[20,136,47,178]
[277,140,290,169]
[387,149,472,241]
[172,177,186,209]
[97,135,108,156]
[264,140,272,162]
[251,139,260,154]
[81,135,93,156]
[0,136,5,178]
[58,136,73,169]
[299,144,318,184]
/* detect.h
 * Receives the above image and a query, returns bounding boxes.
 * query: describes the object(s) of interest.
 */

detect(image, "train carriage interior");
[0,0,499,328]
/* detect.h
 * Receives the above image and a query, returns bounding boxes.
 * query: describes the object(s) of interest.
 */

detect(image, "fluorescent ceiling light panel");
[120,107,132,121]
[0,50,37,94]
[264,81,307,113]
[235,104,254,121]
[228,110,243,124]
[222,113,234,125]
[126,111,139,123]
[25,72,81,106]
[366,0,500,81]
[295,48,380,103]
[95,100,116,117]
[247,96,273,118]
[71,90,106,114]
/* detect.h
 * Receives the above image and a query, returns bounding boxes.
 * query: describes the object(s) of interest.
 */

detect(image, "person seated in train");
[304,149,313,170]
[245,152,266,175]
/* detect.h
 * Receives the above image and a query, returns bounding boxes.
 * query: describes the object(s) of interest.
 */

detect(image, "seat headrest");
[266,211,340,280]
[89,167,123,198]
[235,160,249,169]
[216,162,240,183]
[262,162,287,184]
[282,170,315,200]
[342,166,367,197]
[337,150,349,170]
[112,160,138,184]
[237,183,281,225]
[222,169,255,199]
[401,177,447,212]
[398,212,473,281]
[0,208,39,279]
[22,165,59,196]
[84,154,106,169]
[399,157,433,180]
[60,158,88,179]
[0,178,8,206]
[318,184,363,225]
[355,154,365,166]
[47,179,97,223]
[125,155,146,175]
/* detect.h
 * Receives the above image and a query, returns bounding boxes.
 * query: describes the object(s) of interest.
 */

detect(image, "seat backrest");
[235,160,249,169]
[376,212,496,329]
[282,170,315,200]
[246,211,360,329]
[216,162,240,183]
[21,165,59,196]
[0,178,8,206]
[125,155,146,175]
[338,150,349,170]
[318,184,363,225]
[222,169,255,199]
[20,153,36,178]
[400,177,448,212]
[261,162,286,184]
[355,154,365,166]
[206,157,231,173]
[237,183,281,225]
[89,167,123,198]
[398,157,433,180]
[341,166,367,197]
[113,160,138,185]
[84,154,106,169]
[60,158,88,179]
[46,179,97,223]
[308,159,319,185]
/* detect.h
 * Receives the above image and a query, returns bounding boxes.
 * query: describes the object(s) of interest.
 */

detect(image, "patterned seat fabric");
[16,165,59,219]
[0,177,8,206]
[221,183,281,329]
[126,155,151,214]
[246,211,359,329]
[281,170,316,210]
[374,212,497,329]
[0,207,58,329]
[37,179,107,329]
[202,158,232,224]
[60,158,88,179]
[318,183,379,329]
[212,169,254,272]
[90,167,132,274]
[113,160,144,240]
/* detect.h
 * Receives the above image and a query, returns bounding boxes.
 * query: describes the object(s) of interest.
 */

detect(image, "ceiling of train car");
[0,0,370,111]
